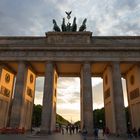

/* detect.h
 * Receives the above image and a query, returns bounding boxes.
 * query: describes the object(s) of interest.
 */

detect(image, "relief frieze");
[0,86,10,98]
[27,87,33,98]
[0,50,140,61]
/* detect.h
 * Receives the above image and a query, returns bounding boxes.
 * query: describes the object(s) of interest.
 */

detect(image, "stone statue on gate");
[65,11,72,20]
[66,22,71,32]
[61,18,67,32]
[52,11,87,32]
[71,17,77,32]
[65,11,72,32]
[79,18,87,31]
[52,19,61,32]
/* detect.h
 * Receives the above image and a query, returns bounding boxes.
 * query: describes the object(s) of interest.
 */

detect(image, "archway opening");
[92,77,104,129]
[57,77,80,126]
[32,77,44,128]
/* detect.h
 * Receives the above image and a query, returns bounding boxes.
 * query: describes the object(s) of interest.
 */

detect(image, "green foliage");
[93,108,105,129]
[74,120,80,126]
[125,106,131,128]
[93,107,130,129]
[32,105,130,129]
[32,104,70,127]
[32,104,42,127]
[56,114,70,125]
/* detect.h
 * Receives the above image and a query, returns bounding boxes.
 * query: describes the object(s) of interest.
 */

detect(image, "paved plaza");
[0,133,140,140]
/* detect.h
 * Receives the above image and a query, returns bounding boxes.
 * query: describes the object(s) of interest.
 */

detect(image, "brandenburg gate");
[0,14,140,135]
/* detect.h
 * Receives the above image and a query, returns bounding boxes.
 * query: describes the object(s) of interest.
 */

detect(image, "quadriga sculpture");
[71,17,77,32]
[79,18,87,31]
[61,18,67,32]
[52,19,61,32]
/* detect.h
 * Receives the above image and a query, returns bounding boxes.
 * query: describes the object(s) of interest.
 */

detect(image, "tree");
[32,104,70,127]
[56,114,70,125]
[93,107,130,129]
[32,104,42,127]
[93,108,105,129]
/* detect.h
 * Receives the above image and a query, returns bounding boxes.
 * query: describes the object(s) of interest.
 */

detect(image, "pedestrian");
[66,125,68,133]
[69,125,72,135]
[94,127,99,139]
[76,125,79,133]
[61,127,64,135]
[72,125,75,134]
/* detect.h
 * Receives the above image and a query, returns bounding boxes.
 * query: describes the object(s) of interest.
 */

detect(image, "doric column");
[112,62,127,135]
[41,61,57,134]
[80,62,93,135]
[10,61,28,128]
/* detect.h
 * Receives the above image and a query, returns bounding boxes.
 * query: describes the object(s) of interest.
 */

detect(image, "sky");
[0,0,140,36]
[35,77,128,122]
[0,0,140,122]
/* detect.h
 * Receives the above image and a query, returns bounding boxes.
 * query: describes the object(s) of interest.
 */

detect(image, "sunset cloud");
[0,0,139,36]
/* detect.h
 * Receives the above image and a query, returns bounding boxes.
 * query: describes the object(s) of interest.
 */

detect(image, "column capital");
[102,62,120,75]
[80,61,92,73]
[18,60,27,65]
[45,61,57,70]
[111,61,120,66]
[45,61,54,65]
[82,61,92,65]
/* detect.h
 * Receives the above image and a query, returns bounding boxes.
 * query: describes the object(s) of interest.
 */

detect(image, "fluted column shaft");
[81,62,93,135]
[112,62,127,135]
[10,61,27,128]
[41,61,55,134]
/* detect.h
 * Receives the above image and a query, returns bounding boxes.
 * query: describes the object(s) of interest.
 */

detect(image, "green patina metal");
[52,11,87,32]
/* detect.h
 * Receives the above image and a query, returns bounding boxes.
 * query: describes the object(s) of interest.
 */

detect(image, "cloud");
[0,0,139,36]
[57,98,65,104]
[35,77,44,92]
[113,0,139,11]
[92,82,104,109]
[57,77,80,98]
[34,91,43,105]
[0,0,61,35]
[57,108,80,122]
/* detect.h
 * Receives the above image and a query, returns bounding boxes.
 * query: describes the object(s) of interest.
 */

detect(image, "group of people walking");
[127,127,140,138]
[60,124,140,139]
[61,124,79,135]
